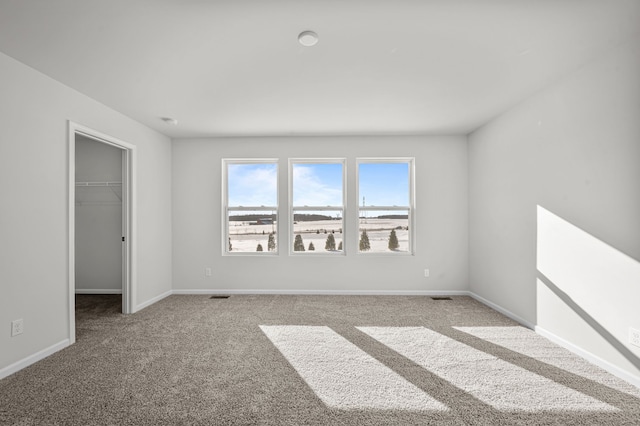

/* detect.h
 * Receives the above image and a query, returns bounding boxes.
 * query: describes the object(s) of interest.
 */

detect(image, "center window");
[290,159,345,254]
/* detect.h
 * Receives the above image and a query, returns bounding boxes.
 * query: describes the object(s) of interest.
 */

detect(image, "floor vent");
[210,295,231,299]
[431,296,453,301]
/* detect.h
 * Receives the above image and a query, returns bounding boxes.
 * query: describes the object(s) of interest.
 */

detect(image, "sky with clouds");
[227,163,277,206]
[227,161,409,208]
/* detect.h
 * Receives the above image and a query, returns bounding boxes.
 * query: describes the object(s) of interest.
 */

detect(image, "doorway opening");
[68,122,136,344]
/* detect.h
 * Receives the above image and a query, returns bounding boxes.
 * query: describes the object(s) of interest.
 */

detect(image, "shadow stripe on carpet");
[358,326,618,412]
[260,325,448,411]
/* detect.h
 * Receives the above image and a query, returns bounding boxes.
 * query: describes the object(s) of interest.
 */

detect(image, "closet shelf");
[76,181,122,187]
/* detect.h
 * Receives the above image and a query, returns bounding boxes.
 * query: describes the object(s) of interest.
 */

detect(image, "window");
[223,158,411,256]
[223,159,278,254]
[357,159,414,254]
[290,159,345,254]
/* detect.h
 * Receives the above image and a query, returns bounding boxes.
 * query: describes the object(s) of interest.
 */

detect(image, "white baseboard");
[0,339,69,380]
[75,288,122,294]
[468,291,640,390]
[468,291,536,329]
[172,289,471,296]
[134,289,172,313]
[536,326,640,389]
[6,290,637,390]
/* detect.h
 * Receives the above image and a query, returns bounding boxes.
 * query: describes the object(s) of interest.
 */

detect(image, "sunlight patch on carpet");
[455,326,640,398]
[358,326,618,412]
[260,325,448,411]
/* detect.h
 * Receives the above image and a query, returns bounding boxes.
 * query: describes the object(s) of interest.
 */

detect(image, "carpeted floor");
[1,294,639,425]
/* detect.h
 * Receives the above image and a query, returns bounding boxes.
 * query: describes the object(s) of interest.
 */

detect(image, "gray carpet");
[1,294,639,425]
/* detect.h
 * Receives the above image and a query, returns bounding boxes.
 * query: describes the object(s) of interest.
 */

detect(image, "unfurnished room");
[0,1,639,424]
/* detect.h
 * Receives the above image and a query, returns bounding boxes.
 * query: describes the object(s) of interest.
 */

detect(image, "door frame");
[68,121,137,344]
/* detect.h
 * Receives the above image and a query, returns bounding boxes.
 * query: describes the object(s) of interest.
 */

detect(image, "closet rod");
[75,181,122,187]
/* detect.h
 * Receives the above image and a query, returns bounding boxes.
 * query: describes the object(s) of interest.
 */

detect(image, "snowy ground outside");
[228,218,408,253]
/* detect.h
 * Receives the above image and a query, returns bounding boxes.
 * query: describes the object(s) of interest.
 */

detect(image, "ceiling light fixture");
[161,117,178,125]
[298,31,318,47]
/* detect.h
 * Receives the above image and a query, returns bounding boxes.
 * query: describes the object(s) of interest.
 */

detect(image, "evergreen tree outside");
[228,237,232,252]
[325,233,336,251]
[359,229,371,251]
[338,241,343,251]
[294,234,305,251]
[256,244,263,252]
[388,229,400,251]
[308,242,315,251]
[267,233,276,252]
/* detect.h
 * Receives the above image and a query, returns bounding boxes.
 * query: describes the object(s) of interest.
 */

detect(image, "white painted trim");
[469,291,640,390]
[0,339,70,380]
[68,123,76,345]
[75,289,123,294]
[134,290,172,313]
[536,326,640,389]
[1,287,168,379]
[468,291,536,329]
[7,291,637,390]
[128,146,137,313]
[172,289,471,296]
[68,121,138,347]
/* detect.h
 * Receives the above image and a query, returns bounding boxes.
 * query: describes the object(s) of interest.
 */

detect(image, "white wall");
[75,136,123,293]
[0,51,172,375]
[469,36,640,380]
[172,136,468,293]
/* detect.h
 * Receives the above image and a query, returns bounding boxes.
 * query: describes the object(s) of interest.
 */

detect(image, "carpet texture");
[1,294,639,425]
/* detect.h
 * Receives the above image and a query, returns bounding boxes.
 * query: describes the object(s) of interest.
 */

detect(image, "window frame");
[356,157,415,255]
[222,158,279,256]
[289,158,347,256]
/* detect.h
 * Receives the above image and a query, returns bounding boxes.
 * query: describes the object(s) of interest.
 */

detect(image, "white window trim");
[356,157,415,255]
[222,158,279,256]
[289,158,347,256]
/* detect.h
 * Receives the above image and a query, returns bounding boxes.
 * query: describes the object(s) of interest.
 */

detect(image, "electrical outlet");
[11,319,23,337]
[205,267,212,277]
[629,327,640,348]
[424,269,430,278]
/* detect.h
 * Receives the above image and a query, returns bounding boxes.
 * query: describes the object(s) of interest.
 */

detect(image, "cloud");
[293,165,343,206]
[228,164,277,206]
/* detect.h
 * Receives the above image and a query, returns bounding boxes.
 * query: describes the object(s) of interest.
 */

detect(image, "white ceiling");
[0,0,638,138]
